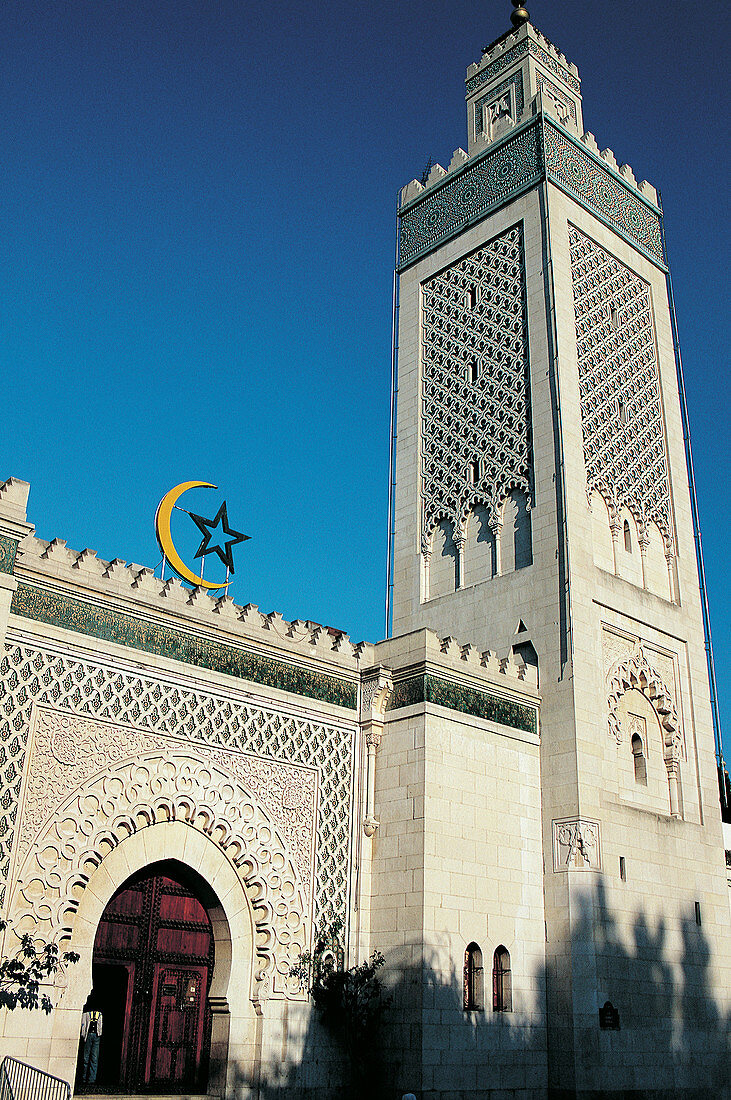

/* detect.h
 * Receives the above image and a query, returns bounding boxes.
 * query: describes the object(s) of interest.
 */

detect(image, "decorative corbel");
[360,667,393,837]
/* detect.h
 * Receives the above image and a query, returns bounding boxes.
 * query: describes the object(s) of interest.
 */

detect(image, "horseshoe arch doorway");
[80,859,216,1093]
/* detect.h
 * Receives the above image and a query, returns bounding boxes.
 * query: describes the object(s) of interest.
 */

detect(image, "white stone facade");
[0,14,729,1100]
[0,476,544,1098]
[391,16,731,1100]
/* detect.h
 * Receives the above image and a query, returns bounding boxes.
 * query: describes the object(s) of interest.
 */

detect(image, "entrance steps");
[82,1095,210,1100]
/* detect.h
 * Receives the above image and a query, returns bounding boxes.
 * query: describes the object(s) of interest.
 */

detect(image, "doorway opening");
[79,859,215,1094]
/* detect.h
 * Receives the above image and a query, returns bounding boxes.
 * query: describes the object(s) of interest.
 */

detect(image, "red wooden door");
[91,861,213,1093]
[146,964,208,1089]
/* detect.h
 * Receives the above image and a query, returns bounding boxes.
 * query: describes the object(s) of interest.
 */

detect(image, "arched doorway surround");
[49,821,258,1096]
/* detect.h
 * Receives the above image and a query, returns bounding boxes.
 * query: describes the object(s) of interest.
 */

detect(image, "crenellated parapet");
[1,478,541,734]
[373,627,540,737]
[1,480,373,713]
[14,531,367,663]
[399,115,662,270]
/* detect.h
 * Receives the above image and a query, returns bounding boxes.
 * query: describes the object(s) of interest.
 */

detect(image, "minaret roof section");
[468,20,580,94]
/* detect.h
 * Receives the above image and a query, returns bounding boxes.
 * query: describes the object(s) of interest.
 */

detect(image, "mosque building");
[1,4,729,1098]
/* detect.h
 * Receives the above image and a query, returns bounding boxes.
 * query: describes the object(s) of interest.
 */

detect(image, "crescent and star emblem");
[155,481,250,591]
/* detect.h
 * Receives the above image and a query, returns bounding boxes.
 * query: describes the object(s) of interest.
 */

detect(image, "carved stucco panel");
[10,705,318,998]
[552,817,601,871]
[0,642,353,928]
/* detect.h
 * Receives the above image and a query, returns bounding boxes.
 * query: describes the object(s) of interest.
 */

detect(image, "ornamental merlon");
[398,117,542,269]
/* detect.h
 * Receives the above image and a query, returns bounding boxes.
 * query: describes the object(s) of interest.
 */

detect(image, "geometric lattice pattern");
[0,641,354,930]
[569,225,673,543]
[421,224,531,541]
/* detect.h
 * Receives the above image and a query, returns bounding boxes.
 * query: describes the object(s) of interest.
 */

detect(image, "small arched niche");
[643,520,671,600]
[615,688,672,814]
[463,504,495,587]
[492,946,512,1012]
[500,490,532,574]
[589,490,615,574]
[617,507,643,587]
[428,519,458,598]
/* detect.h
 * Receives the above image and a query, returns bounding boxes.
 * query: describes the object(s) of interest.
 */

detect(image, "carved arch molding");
[8,705,318,1001]
[606,647,681,760]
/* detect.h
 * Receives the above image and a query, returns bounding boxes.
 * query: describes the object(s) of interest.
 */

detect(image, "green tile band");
[398,116,664,272]
[0,537,18,576]
[389,673,538,735]
[10,582,358,710]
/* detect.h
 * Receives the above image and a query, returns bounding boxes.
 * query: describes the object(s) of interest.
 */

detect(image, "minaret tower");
[390,3,730,1095]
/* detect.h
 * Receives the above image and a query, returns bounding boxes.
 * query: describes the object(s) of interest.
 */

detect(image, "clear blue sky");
[1,1,729,758]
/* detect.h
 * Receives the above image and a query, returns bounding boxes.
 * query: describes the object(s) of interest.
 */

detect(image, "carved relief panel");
[9,705,318,998]
[552,817,601,871]
[0,642,355,942]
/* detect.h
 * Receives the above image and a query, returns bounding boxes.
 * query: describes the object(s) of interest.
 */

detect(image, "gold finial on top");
[511,0,530,26]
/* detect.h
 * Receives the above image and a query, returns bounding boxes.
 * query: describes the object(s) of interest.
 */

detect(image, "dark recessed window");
[631,734,647,785]
[463,943,484,1011]
[492,946,512,1012]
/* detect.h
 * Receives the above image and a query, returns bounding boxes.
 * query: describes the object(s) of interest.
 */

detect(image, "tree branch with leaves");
[0,920,79,1013]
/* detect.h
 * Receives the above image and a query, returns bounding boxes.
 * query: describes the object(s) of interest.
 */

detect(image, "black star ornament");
[188,501,250,574]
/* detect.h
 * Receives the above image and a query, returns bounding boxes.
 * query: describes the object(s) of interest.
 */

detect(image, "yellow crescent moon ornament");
[155,481,229,590]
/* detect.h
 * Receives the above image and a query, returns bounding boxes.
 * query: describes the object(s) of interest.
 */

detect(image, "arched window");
[623,519,632,553]
[463,943,484,1011]
[492,946,512,1012]
[631,733,647,785]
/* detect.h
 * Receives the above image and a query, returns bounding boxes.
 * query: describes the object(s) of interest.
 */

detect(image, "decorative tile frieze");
[420,224,531,537]
[399,118,663,271]
[399,120,542,269]
[388,672,538,735]
[0,537,18,576]
[569,227,673,541]
[545,122,664,264]
[10,583,358,710]
[465,36,580,98]
[552,817,601,871]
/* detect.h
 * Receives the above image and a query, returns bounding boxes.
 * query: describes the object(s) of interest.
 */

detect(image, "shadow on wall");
[223,880,730,1099]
